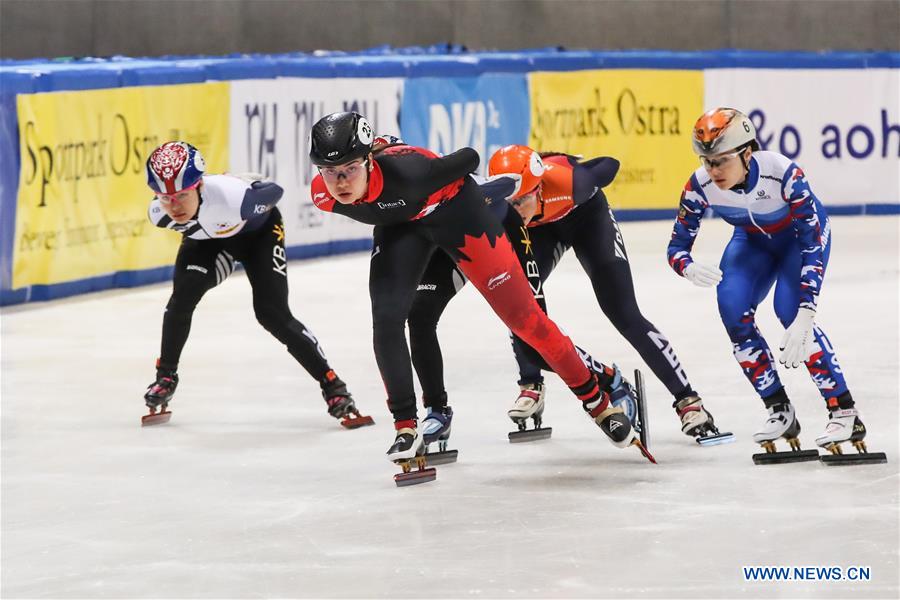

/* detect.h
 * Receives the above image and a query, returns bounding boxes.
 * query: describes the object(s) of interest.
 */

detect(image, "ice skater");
[667,108,885,465]
[141,141,372,429]
[308,112,653,485]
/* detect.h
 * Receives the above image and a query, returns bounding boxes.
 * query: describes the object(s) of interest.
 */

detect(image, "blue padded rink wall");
[1,48,898,598]
[1,48,898,305]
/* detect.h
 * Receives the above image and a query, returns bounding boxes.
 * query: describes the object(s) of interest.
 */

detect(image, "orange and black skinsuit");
[311,145,611,426]
[409,153,699,409]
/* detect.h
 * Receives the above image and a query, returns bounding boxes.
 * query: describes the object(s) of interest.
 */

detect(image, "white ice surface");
[2,216,898,599]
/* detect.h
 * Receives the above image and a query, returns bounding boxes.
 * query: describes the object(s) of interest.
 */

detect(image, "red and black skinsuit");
[311,145,607,425]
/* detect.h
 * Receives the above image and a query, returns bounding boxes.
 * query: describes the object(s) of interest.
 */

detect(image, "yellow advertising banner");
[14,83,229,288]
[529,70,703,209]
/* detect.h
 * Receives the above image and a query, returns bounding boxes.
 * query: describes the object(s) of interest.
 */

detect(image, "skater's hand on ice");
[779,307,816,368]
[683,261,722,288]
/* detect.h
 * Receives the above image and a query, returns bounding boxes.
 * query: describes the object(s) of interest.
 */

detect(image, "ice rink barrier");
[1,49,897,304]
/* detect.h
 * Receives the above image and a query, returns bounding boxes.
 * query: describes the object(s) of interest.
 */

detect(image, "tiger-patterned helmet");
[692,108,757,157]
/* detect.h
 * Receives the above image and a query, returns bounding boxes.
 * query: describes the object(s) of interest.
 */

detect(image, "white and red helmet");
[692,108,758,157]
[146,141,206,194]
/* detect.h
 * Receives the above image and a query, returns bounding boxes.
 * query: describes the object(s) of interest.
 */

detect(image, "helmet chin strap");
[736,146,752,186]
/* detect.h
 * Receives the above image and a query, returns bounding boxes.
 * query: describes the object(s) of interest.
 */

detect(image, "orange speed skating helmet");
[692,108,757,157]
[488,145,545,198]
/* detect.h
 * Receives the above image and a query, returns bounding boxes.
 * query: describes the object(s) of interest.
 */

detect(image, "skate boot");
[321,370,373,429]
[388,420,435,487]
[141,363,177,426]
[604,365,650,449]
[673,395,734,446]
[507,382,552,443]
[751,402,819,464]
[421,406,458,465]
[607,365,638,426]
[579,371,655,463]
[817,408,887,465]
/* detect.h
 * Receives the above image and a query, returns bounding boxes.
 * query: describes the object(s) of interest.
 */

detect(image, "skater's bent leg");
[371,225,435,421]
[501,208,554,386]
[452,232,590,389]
[772,245,850,407]
[512,335,547,385]
[718,236,781,398]
[422,185,591,396]
[244,212,332,380]
[408,250,466,406]
[568,200,695,398]
[159,238,222,370]
[582,256,694,398]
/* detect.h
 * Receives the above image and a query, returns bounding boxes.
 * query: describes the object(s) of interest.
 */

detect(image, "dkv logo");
[427,101,501,175]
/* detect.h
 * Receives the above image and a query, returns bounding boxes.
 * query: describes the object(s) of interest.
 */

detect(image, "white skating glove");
[779,307,816,368]
[683,261,723,288]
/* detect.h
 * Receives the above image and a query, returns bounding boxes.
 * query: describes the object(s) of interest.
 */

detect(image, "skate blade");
[821,452,887,466]
[141,410,171,426]
[340,414,375,429]
[394,467,437,487]
[696,431,736,446]
[634,368,649,449]
[508,427,552,443]
[752,449,820,465]
[423,449,458,466]
[632,439,657,464]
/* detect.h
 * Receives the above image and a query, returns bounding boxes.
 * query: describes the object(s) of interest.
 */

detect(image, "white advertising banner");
[229,78,403,247]
[705,69,900,206]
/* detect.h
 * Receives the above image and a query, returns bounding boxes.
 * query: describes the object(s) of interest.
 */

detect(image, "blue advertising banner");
[400,74,530,175]
[0,85,25,303]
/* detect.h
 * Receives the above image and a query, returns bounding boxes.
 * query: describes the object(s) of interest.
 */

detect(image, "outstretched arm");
[667,175,721,287]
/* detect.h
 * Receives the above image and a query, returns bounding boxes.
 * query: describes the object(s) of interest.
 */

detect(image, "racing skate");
[751,403,819,465]
[322,370,374,429]
[421,406,458,466]
[507,383,552,443]
[817,408,887,466]
[600,366,655,463]
[674,394,735,446]
[141,370,177,426]
[389,424,437,487]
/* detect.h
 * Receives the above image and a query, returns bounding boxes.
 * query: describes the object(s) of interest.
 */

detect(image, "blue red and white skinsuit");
[667,150,851,408]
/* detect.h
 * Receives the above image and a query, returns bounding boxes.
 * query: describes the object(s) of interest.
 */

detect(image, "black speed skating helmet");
[309,111,374,166]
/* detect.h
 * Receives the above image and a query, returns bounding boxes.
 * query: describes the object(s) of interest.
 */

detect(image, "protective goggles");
[318,160,367,182]
[700,151,741,170]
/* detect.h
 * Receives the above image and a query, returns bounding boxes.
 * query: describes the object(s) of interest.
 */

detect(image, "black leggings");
[158,209,332,381]
[410,195,694,401]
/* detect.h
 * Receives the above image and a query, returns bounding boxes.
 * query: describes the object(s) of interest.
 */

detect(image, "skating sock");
[762,387,790,410]
[155,358,178,378]
[571,373,610,417]
[826,391,855,411]
[394,419,417,431]
[674,387,697,403]
[320,370,350,400]
[571,372,600,402]
[423,392,448,411]
[594,365,616,391]
[320,369,338,387]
